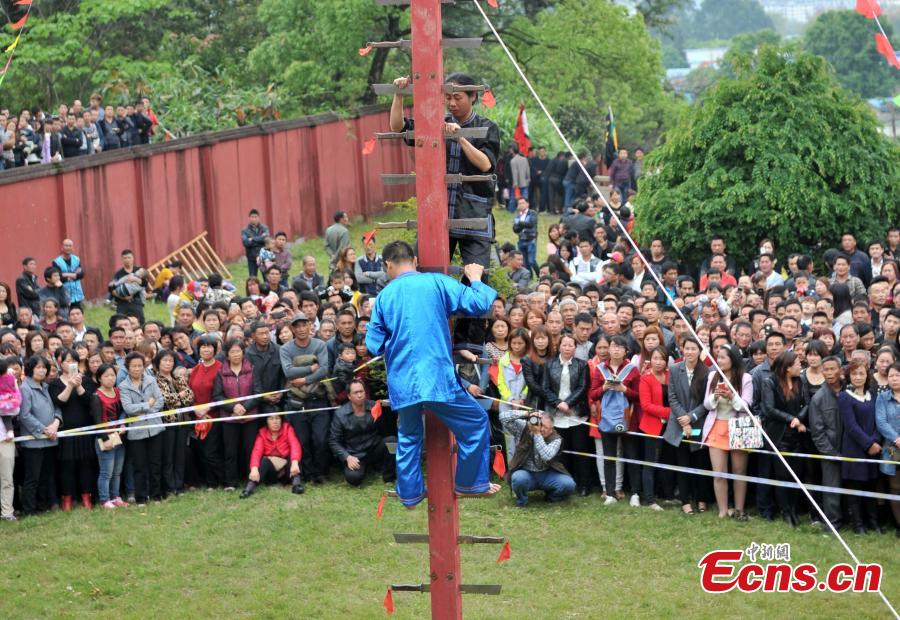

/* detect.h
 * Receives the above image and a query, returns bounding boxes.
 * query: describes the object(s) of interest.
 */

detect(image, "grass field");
[2,480,898,619]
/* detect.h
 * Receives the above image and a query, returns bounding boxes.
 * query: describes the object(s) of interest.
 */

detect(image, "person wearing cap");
[279,311,331,484]
[366,240,501,507]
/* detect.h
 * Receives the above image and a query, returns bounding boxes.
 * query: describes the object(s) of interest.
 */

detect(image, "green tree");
[804,10,899,99]
[461,0,676,148]
[635,47,900,269]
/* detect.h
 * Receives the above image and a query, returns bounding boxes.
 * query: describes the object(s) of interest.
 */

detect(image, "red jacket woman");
[242,415,304,497]
[638,369,671,436]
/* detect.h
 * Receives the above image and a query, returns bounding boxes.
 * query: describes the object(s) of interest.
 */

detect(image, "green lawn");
[82,204,548,330]
[2,481,897,618]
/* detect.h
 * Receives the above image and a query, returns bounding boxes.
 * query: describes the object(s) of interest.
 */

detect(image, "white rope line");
[471,2,897,616]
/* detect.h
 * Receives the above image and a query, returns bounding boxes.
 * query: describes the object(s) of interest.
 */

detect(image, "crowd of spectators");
[0,203,898,541]
[0,93,160,171]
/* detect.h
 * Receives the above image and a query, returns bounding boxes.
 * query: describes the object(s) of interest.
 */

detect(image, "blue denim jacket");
[875,390,900,476]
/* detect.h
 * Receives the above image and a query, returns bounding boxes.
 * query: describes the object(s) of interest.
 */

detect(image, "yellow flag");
[5,34,21,53]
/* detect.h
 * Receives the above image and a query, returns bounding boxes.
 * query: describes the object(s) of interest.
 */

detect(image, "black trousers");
[641,435,663,505]
[820,461,843,527]
[601,433,641,497]
[200,422,225,487]
[557,425,593,490]
[257,456,290,484]
[674,444,712,505]
[450,235,492,269]
[20,446,57,514]
[161,425,189,494]
[342,436,397,486]
[222,422,259,488]
[59,456,94,498]
[755,452,775,517]
[287,400,332,480]
[130,434,163,501]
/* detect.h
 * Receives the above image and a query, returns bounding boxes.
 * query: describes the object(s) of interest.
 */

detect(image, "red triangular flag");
[371,400,383,421]
[383,588,394,615]
[359,44,373,56]
[14,0,33,5]
[362,137,376,155]
[856,0,881,18]
[362,227,378,246]
[376,491,386,520]
[496,540,511,564]
[9,14,28,29]
[482,88,496,108]
[492,449,506,478]
[875,33,900,68]
[487,0,499,7]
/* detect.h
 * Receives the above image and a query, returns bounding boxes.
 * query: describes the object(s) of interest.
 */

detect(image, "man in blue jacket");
[366,241,501,507]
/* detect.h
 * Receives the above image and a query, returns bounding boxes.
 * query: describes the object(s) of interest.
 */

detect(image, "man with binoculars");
[499,409,576,507]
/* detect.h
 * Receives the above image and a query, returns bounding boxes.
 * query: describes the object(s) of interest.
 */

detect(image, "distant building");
[758,1,853,23]
[684,47,729,70]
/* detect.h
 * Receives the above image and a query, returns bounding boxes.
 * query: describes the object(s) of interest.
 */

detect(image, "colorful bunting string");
[856,0,899,69]
[0,1,34,88]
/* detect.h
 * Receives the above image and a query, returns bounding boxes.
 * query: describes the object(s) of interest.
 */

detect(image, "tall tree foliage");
[636,47,899,268]
[804,10,899,99]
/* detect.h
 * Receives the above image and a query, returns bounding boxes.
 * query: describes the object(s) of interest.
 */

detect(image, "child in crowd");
[0,358,21,521]
[331,342,357,404]
[109,268,149,306]
[257,237,277,273]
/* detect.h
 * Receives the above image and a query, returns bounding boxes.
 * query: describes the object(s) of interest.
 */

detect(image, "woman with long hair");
[91,364,127,509]
[154,349,194,497]
[494,328,531,459]
[839,360,882,534]
[523,325,551,411]
[761,350,808,527]
[875,362,900,536]
[49,348,95,510]
[0,282,15,327]
[874,346,897,394]
[702,345,753,519]
[664,336,711,514]
[546,224,562,256]
[637,346,672,511]
[830,283,853,335]
[587,335,623,498]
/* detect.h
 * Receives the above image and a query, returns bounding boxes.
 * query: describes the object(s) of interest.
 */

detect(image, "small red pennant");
[383,587,394,615]
[487,0,499,7]
[371,400,383,421]
[492,449,506,478]
[514,186,521,200]
[875,33,900,68]
[363,228,378,246]
[359,44,373,57]
[482,88,496,108]
[362,137,376,155]
[376,491,386,520]
[496,540,511,564]
[14,0,32,5]
[9,14,28,29]
[856,0,881,18]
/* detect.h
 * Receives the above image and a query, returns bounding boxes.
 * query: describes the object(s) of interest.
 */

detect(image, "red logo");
[699,547,882,594]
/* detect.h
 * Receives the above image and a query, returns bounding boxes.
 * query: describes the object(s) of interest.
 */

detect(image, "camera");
[525,413,541,426]
[614,423,625,433]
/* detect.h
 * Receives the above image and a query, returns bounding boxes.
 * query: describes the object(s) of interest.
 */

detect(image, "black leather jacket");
[542,356,588,417]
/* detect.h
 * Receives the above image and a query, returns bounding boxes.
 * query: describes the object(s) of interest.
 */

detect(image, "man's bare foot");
[456,483,501,498]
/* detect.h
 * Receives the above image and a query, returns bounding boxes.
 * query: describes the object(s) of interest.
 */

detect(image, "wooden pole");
[410,1,461,618]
